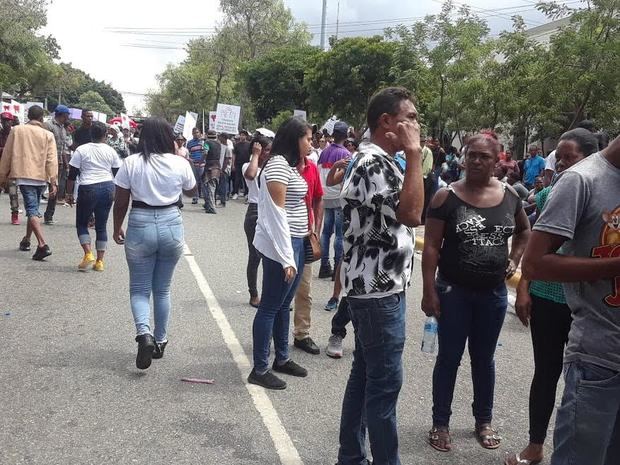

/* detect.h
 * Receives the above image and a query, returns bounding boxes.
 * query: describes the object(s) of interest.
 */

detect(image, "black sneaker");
[152,341,167,360]
[273,359,308,377]
[19,238,31,251]
[294,337,320,355]
[135,334,155,369]
[247,369,287,390]
[32,244,51,261]
[318,265,333,279]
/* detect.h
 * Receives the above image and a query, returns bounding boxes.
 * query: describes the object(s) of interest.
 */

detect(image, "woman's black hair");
[91,121,108,141]
[250,134,272,149]
[136,117,176,160]
[559,128,599,156]
[269,117,312,167]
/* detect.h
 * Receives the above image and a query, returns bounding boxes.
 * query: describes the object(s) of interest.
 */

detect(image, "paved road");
[0,195,561,465]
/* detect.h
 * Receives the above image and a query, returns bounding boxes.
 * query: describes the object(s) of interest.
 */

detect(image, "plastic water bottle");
[421,316,438,354]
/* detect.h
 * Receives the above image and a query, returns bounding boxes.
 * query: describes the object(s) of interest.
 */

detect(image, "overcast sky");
[44,0,568,112]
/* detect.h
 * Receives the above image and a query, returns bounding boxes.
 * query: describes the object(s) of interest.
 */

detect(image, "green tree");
[240,44,321,124]
[306,36,398,126]
[78,91,113,116]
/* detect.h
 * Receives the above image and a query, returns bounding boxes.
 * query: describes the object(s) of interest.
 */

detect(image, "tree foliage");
[77,90,113,116]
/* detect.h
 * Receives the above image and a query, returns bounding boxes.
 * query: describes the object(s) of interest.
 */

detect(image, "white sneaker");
[326,335,344,358]
[232,194,238,200]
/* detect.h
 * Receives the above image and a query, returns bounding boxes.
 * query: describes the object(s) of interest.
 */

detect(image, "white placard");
[209,111,217,131]
[120,113,131,129]
[294,109,307,121]
[214,104,240,135]
[182,111,197,140]
[25,102,44,113]
[174,115,185,134]
[98,112,107,123]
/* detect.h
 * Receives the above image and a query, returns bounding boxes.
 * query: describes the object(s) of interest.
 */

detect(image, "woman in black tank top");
[421,132,531,453]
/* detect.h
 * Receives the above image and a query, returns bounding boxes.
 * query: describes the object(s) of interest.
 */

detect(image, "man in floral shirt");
[336,87,424,465]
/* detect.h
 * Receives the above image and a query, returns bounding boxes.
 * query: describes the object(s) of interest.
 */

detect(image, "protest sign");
[214,104,240,135]
[174,115,185,134]
[182,111,198,140]
[294,109,307,121]
[120,113,131,130]
[69,108,82,120]
[209,111,217,131]
[25,102,44,113]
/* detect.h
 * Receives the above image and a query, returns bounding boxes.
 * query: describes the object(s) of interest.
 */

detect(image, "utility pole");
[336,0,340,40]
[320,0,328,50]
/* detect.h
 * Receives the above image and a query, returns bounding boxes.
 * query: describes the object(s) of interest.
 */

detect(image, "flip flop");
[429,427,452,452]
[504,453,541,465]
[475,424,502,450]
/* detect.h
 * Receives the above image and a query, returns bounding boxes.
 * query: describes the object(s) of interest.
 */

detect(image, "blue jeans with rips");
[338,292,406,465]
[252,237,305,374]
[431,276,508,427]
[321,206,343,267]
[550,361,620,465]
[124,207,184,343]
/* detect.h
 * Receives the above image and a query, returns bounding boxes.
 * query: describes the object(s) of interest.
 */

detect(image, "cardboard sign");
[209,111,217,131]
[69,108,82,120]
[182,111,198,140]
[214,104,240,135]
[25,102,44,113]
[174,115,185,134]
[294,109,307,121]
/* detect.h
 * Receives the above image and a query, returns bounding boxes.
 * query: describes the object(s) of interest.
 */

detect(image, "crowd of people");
[0,87,618,465]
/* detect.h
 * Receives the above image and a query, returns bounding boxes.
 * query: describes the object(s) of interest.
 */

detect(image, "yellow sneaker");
[78,252,96,271]
[93,259,104,272]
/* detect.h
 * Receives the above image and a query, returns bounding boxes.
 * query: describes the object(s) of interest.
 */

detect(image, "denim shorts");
[19,184,45,218]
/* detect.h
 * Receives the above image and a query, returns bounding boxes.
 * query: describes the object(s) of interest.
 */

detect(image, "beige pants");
[293,262,313,340]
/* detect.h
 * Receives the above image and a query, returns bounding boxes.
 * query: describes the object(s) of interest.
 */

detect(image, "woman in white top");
[242,135,272,308]
[248,117,312,390]
[113,117,196,370]
[65,121,122,271]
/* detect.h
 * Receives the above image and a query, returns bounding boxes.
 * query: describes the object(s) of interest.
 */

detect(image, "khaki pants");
[293,262,313,340]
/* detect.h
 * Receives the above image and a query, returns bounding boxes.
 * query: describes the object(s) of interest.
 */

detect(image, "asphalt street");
[0,194,563,465]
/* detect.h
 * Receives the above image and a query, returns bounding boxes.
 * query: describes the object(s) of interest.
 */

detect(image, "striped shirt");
[263,155,308,237]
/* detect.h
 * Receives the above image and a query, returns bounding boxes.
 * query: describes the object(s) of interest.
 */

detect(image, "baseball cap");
[1,111,15,120]
[55,104,70,115]
[207,129,217,139]
[333,121,349,135]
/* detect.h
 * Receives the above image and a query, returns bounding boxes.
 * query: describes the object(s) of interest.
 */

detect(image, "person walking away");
[523,145,545,190]
[0,105,58,260]
[336,87,425,465]
[65,121,122,272]
[292,149,324,355]
[248,117,312,390]
[521,135,620,465]
[0,111,20,225]
[317,121,350,281]
[243,136,272,308]
[421,131,531,453]
[44,104,71,225]
[216,133,233,207]
[187,128,208,204]
[112,117,196,370]
[505,129,600,465]
[233,130,251,199]
[203,130,221,214]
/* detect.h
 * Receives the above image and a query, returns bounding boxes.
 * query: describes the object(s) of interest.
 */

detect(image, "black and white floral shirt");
[340,141,415,297]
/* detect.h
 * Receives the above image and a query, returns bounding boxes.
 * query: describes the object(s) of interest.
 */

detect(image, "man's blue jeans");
[432,276,507,427]
[321,207,343,267]
[550,361,620,465]
[191,164,204,201]
[338,292,406,465]
[124,207,184,344]
[252,237,305,374]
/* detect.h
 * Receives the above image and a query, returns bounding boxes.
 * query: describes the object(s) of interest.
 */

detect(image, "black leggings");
[528,294,572,444]
[243,203,261,298]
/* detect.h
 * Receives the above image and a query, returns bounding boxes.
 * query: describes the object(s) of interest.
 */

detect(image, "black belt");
[132,200,178,209]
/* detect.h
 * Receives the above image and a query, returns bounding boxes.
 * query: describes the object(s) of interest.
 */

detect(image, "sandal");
[504,453,541,465]
[475,423,502,450]
[429,426,452,452]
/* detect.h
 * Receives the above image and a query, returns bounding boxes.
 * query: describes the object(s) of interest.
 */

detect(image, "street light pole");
[320,0,328,51]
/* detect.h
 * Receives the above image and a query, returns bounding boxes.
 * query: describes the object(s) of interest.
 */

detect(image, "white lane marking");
[183,244,304,465]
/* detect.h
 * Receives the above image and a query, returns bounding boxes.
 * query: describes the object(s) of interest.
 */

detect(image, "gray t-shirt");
[534,152,620,371]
